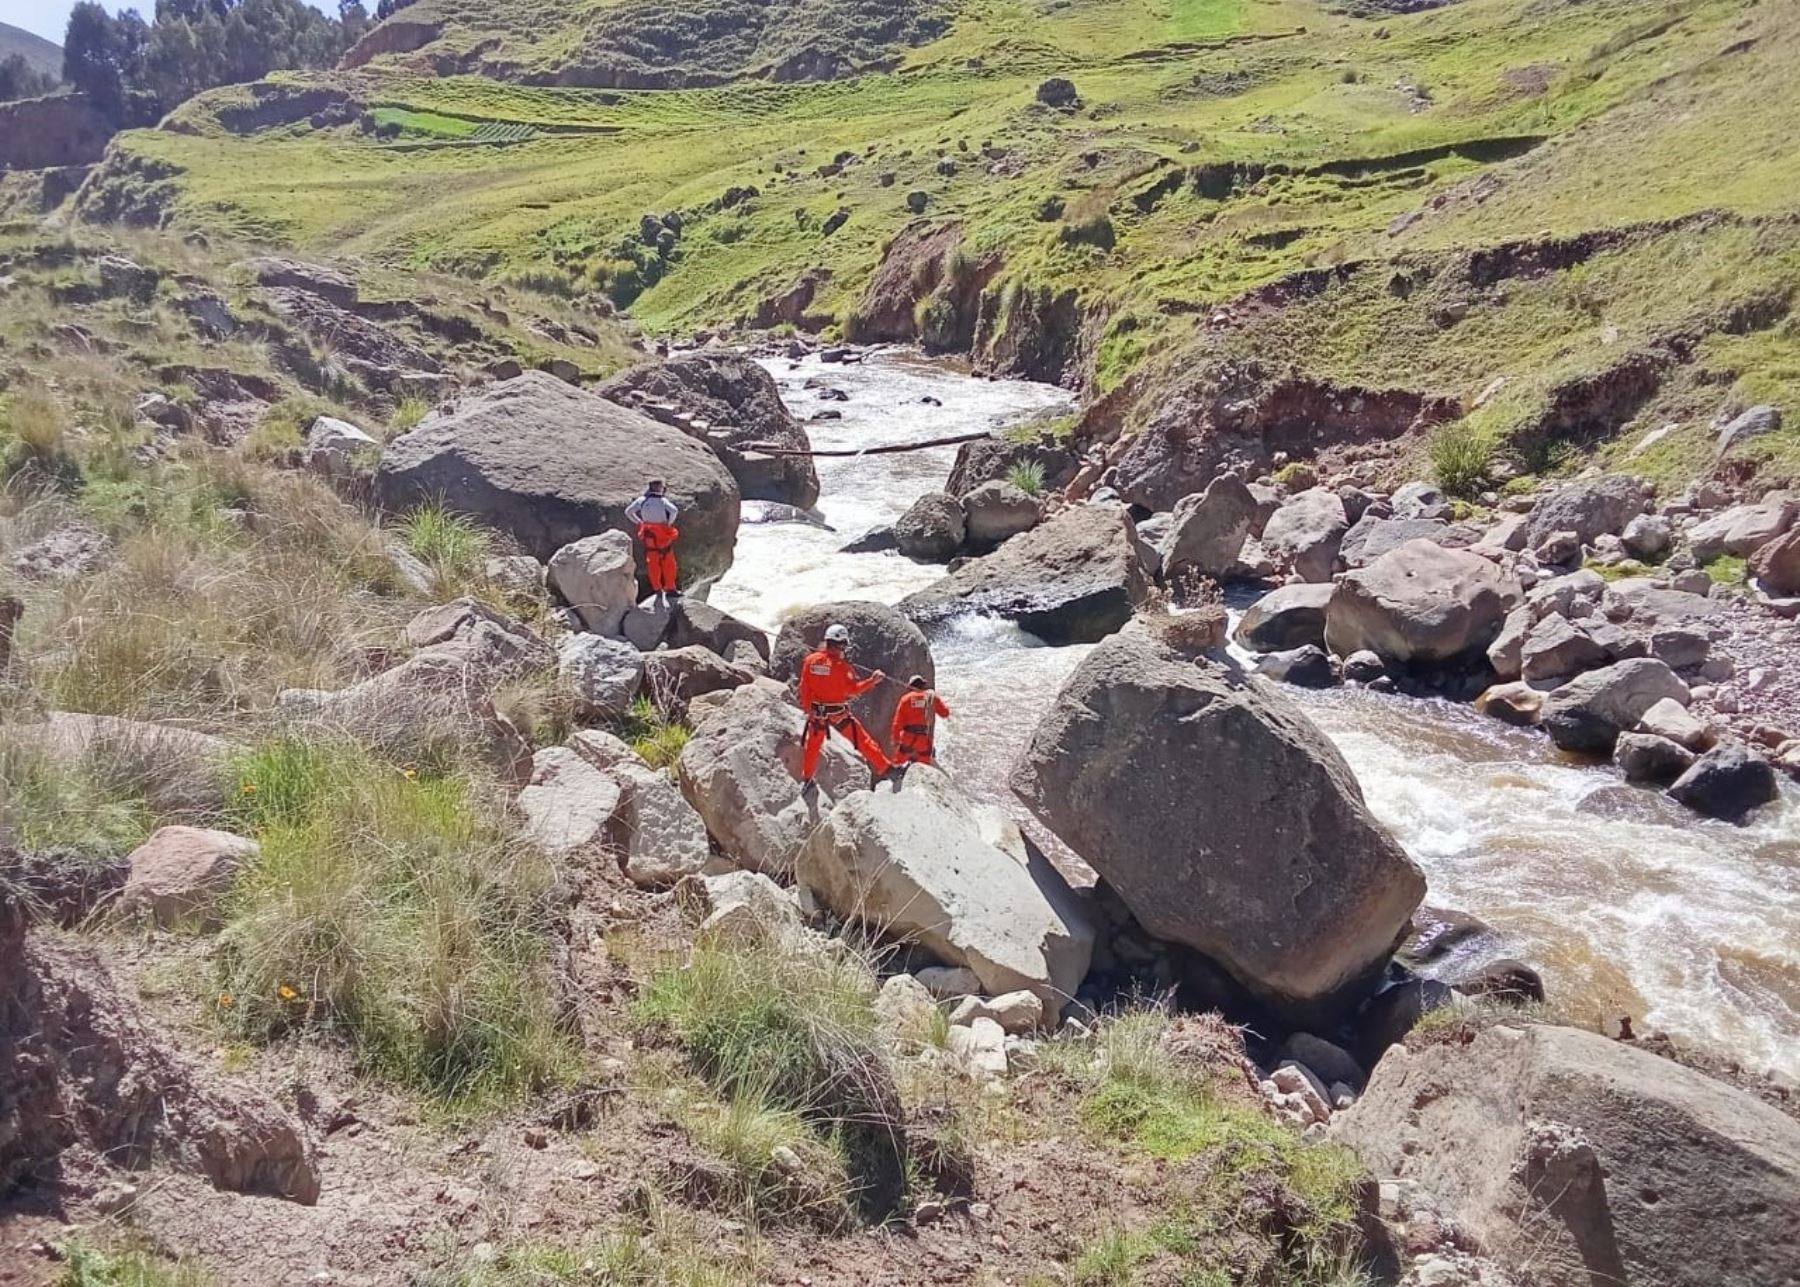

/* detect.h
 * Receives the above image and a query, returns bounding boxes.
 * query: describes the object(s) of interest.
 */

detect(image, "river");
[709,349,1800,1078]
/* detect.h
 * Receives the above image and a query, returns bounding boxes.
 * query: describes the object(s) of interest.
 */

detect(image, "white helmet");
[824,624,851,645]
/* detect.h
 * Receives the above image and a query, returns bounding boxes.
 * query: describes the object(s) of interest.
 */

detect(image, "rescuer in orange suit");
[891,675,950,767]
[798,624,895,787]
[625,479,680,600]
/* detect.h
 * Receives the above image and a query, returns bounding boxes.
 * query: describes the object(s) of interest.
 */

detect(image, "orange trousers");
[638,522,679,594]
[802,708,892,780]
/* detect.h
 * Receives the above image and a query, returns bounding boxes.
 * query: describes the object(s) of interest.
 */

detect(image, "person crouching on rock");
[625,478,680,602]
[798,624,896,790]
[891,675,949,768]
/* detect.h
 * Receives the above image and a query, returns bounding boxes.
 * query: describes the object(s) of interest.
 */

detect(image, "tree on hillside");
[0,52,60,102]
[68,0,361,122]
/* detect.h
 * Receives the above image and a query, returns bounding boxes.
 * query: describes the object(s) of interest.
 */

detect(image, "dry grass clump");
[638,937,908,1222]
[215,735,575,1107]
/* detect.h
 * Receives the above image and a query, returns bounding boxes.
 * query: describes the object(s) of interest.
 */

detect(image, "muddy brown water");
[710,349,1800,1077]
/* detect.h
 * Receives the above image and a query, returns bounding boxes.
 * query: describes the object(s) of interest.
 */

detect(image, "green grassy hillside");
[73,0,1800,488]
[0,19,62,78]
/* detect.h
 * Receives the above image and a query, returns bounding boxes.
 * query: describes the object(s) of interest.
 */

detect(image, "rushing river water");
[710,350,1800,1077]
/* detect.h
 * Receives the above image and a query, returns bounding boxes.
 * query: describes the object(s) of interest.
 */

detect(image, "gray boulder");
[303,415,378,475]
[1261,488,1347,582]
[548,530,637,635]
[1338,517,1452,569]
[121,827,257,929]
[1716,403,1782,454]
[375,372,741,580]
[1688,494,1797,563]
[944,435,1079,498]
[1750,526,1800,596]
[1540,658,1690,753]
[662,597,771,662]
[1520,614,1610,683]
[1161,474,1255,580]
[1254,645,1336,688]
[517,747,623,855]
[569,731,717,887]
[1390,481,1452,521]
[1234,582,1333,653]
[900,504,1152,644]
[558,634,643,720]
[1336,1022,1800,1287]
[796,766,1093,1023]
[595,350,820,508]
[894,492,967,562]
[1523,474,1649,549]
[770,601,933,740]
[1667,745,1780,822]
[675,680,869,876]
[1621,513,1672,560]
[1613,732,1694,785]
[961,480,1040,548]
[1011,631,1425,1025]
[641,646,756,720]
[1324,540,1522,669]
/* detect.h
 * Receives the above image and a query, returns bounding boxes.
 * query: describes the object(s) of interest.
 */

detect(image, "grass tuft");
[57,1238,216,1287]
[615,694,692,769]
[400,501,494,598]
[1004,459,1047,496]
[215,736,574,1107]
[1430,420,1497,499]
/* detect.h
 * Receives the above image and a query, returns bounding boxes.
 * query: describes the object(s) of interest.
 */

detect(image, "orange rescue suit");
[797,647,892,780]
[891,689,950,765]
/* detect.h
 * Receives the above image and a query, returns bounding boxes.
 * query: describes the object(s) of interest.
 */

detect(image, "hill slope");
[0,19,62,78]
[77,0,1800,491]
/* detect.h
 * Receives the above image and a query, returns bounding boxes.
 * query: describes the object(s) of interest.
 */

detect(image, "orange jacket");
[797,648,880,710]
[892,690,950,741]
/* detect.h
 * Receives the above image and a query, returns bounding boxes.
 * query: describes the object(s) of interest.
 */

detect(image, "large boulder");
[797,766,1093,1024]
[899,504,1152,644]
[1011,630,1425,1025]
[944,435,1079,498]
[1523,474,1650,549]
[640,645,756,719]
[1338,517,1461,569]
[961,480,1040,549]
[570,731,718,887]
[375,372,742,582]
[1520,614,1611,683]
[595,351,820,508]
[1666,745,1780,822]
[516,747,623,855]
[675,680,869,876]
[769,601,933,739]
[1748,525,1800,595]
[548,530,637,635]
[1261,488,1347,582]
[1540,658,1690,753]
[1687,493,1797,563]
[1324,540,1522,669]
[1233,582,1333,653]
[558,634,644,719]
[894,492,967,561]
[1336,1022,1800,1287]
[662,597,772,662]
[1161,474,1255,580]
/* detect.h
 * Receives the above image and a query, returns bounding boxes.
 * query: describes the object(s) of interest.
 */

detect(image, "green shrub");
[400,501,493,597]
[390,396,430,435]
[1004,459,1047,496]
[1704,553,1748,586]
[58,1238,215,1287]
[616,694,692,770]
[638,937,904,1219]
[215,737,574,1106]
[1429,421,1497,498]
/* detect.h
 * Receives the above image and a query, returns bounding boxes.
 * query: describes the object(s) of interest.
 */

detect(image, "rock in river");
[1324,539,1521,669]
[900,504,1151,644]
[1011,629,1425,1025]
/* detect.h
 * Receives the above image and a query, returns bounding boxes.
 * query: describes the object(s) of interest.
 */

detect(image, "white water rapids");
[710,350,1800,1077]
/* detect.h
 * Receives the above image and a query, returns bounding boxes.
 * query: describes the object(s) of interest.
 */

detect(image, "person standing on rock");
[625,478,681,601]
[797,624,896,789]
[891,675,950,768]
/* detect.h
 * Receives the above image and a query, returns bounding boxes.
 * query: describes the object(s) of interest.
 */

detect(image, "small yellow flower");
[217,991,234,1008]
[278,983,299,1002]
[402,765,418,781]
[240,781,257,795]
